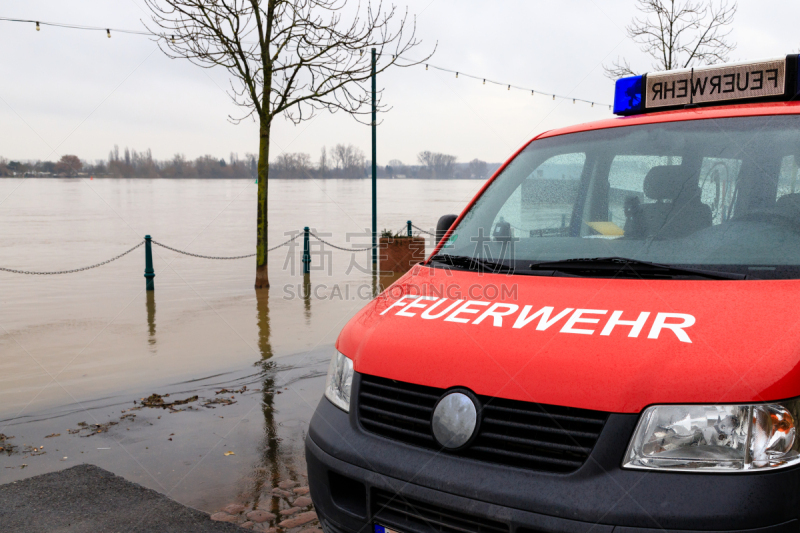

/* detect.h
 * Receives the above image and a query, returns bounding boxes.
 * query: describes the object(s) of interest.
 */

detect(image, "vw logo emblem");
[431,390,479,449]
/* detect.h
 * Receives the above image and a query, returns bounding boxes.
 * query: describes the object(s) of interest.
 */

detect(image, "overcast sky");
[1,1,798,166]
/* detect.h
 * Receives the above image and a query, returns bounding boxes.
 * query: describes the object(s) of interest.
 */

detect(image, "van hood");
[337,265,800,413]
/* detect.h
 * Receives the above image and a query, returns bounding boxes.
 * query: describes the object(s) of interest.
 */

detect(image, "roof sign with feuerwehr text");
[612,55,800,116]
[645,58,786,109]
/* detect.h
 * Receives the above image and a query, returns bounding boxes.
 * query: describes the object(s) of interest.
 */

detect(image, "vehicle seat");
[776,193,800,219]
[624,166,711,239]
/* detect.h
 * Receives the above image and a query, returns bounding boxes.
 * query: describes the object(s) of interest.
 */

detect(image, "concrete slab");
[0,464,245,532]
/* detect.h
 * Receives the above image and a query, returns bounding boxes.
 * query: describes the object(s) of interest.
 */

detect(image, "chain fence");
[308,231,378,252]
[0,241,145,275]
[152,240,256,259]
[0,224,438,274]
[410,223,436,236]
[267,233,303,252]
[151,232,302,259]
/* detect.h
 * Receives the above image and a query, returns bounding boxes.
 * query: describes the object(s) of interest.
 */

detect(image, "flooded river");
[0,177,484,515]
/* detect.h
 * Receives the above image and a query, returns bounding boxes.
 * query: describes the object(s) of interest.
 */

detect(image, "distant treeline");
[273,146,498,180]
[0,147,254,179]
[0,144,498,180]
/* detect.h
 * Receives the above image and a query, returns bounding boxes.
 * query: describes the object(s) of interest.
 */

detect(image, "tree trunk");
[255,117,270,288]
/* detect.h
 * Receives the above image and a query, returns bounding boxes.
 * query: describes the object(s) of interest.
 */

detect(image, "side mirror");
[436,214,458,246]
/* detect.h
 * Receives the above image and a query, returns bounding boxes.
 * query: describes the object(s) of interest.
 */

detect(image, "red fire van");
[306,56,800,532]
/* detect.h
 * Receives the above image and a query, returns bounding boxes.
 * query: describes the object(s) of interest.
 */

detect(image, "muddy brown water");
[0,178,483,513]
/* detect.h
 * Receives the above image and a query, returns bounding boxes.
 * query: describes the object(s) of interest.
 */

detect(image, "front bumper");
[306,375,800,533]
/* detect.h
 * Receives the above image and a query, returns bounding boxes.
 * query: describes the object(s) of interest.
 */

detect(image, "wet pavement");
[0,339,329,514]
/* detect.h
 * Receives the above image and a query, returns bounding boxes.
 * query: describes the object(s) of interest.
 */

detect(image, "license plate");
[375,524,402,533]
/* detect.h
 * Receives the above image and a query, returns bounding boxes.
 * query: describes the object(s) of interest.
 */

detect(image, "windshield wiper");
[430,254,513,273]
[528,257,745,280]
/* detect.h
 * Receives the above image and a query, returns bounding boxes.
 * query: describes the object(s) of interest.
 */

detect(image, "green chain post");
[144,235,155,291]
[302,227,310,275]
[407,220,412,237]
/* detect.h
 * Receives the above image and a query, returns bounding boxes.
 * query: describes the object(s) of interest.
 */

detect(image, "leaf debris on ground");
[202,397,236,408]
[140,393,199,410]
[0,434,17,455]
[66,422,119,438]
[22,445,46,457]
[215,385,247,395]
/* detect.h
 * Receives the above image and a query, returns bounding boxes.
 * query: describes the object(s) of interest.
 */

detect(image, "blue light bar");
[613,55,800,116]
[613,75,644,116]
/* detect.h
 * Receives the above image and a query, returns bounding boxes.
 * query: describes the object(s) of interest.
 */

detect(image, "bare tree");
[332,143,348,169]
[318,146,328,174]
[468,158,488,180]
[386,158,403,177]
[144,0,431,288]
[417,151,457,178]
[272,152,312,178]
[332,143,366,175]
[605,0,737,79]
[54,155,83,176]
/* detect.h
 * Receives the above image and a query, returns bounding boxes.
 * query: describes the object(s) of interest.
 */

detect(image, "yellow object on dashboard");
[587,221,625,236]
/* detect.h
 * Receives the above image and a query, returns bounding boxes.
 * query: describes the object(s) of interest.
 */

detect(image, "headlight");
[624,400,799,472]
[324,351,354,412]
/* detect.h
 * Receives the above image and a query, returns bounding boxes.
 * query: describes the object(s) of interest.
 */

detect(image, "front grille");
[373,489,508,533]
[358,374,608,474]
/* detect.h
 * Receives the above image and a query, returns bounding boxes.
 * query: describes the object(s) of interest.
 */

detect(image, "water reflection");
[256,289,273,360]
[302,274,311,324]
[146,291,156,350]
[254,288,280,511]
[252,289,307,516]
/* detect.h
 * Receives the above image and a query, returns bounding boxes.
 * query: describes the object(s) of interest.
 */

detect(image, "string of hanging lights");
[1,16,151,36]
[395,55,611,109]
[1,15,611,110]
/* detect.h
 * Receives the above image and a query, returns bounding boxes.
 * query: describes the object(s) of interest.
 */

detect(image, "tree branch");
[603,0,737,79]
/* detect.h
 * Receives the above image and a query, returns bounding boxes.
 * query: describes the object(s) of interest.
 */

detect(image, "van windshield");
[442,115,800,279]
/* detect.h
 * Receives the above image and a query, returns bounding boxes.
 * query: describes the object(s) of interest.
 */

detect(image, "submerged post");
[144,235,155,291]
[302,227,310,275]
[407,220,412,237]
